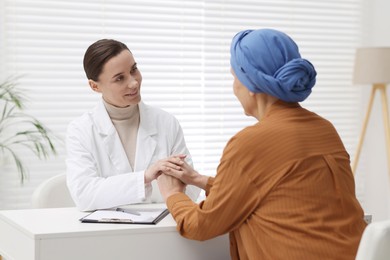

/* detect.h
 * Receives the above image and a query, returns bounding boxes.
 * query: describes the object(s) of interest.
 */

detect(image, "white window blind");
[0,0,362,209]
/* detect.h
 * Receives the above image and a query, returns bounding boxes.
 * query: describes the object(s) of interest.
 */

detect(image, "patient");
[157,29,367,260]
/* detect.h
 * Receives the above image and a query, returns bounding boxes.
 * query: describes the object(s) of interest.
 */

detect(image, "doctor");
[66,39,200,211]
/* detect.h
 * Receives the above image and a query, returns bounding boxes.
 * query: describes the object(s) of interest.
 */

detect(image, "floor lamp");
[352,47,390,179]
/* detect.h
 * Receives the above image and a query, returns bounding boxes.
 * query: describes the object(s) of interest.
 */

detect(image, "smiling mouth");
[125,91,138,96]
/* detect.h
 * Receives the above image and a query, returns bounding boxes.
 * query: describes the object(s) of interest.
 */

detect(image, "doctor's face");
[89,50,142,107]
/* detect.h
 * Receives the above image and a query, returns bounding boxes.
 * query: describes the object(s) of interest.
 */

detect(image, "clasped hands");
[145,154,203,201]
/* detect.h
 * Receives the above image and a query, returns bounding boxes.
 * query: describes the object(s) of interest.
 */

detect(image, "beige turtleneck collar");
[103,99,140,171]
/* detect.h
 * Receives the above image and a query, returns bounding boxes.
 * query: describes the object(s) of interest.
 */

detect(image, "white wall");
[358,0,390,221]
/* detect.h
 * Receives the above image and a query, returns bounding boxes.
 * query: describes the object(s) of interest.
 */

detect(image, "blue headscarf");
[230,29,316,102]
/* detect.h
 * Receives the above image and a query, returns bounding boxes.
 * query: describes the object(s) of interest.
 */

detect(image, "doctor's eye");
[130,66,138,74]
[115,75,124,81]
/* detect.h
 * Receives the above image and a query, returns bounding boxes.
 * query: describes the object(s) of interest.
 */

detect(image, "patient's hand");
[157,174,185,201]
[161,159,208,190]
[144,155,185,183]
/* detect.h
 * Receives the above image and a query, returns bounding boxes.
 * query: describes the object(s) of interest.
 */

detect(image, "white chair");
[355,220,390,260]
[31,173,75,208]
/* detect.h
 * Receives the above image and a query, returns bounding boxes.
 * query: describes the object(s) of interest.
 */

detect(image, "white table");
[0,205,229,260]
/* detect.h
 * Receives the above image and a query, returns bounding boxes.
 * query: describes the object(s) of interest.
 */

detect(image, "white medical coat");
[66,100,200,211]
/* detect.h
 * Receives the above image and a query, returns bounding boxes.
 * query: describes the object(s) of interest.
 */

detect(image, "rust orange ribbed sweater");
[167,100,366,260]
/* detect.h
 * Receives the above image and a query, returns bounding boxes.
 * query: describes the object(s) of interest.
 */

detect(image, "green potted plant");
[0,77,57,183]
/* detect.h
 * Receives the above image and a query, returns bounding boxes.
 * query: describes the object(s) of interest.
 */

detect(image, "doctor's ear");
[88,79,101,93]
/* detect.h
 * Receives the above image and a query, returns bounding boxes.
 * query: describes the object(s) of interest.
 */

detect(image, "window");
[0,0,362,209]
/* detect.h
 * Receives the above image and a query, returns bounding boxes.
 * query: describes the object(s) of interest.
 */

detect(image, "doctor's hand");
[144,155,186,184]
[161,159,209,190]
[157,174,186,202]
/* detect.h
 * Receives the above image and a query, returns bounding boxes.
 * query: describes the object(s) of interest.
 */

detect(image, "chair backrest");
[31,173,75,208]
[355,220,390,260]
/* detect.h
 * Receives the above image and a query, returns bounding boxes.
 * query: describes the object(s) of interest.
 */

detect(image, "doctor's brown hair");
[83,39,130,81]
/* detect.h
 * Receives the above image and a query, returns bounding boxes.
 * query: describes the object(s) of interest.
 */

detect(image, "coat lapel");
[93,100,132,173]
[134,102,157,172]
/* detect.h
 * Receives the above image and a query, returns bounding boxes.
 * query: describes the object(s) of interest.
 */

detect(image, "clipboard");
[79,207,169,225]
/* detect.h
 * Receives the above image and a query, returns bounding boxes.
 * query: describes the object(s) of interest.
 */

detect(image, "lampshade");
[353,47,390,85]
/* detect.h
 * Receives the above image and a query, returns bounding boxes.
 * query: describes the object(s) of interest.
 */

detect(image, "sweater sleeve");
[166,159,260,241]
[205,177,214,196]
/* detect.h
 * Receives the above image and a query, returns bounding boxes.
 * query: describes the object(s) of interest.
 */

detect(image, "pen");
[116,208,141,216]
[100,218,134,223]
